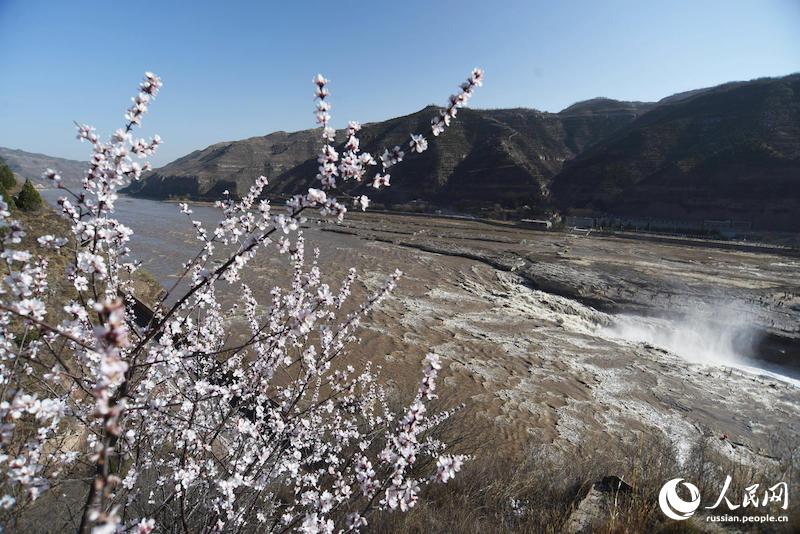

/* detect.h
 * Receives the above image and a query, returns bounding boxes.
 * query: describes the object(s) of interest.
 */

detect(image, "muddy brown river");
[42,191,800,467]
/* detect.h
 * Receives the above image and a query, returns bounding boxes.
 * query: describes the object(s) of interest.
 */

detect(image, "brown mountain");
[551,74,800,231]
[122,100,650,216]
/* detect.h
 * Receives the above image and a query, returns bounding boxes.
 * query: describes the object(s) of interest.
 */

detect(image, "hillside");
[0,147,85,189]
[551,74,800,231]
[122,100,647,216]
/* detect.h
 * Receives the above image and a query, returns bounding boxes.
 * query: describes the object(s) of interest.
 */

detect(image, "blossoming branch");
[0,67,483,533]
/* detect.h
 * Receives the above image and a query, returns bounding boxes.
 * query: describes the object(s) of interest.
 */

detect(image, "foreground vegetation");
[0,70,487,533]
[372,431,799,533]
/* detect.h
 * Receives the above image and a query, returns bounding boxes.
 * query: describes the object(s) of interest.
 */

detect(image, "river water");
[43,190,222,285]
[41,189,799,387]
[37,188,800,462]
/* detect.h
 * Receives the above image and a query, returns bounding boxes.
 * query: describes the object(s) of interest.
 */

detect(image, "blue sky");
[1,0,799,167]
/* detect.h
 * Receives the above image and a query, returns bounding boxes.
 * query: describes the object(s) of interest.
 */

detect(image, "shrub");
[0,160,17,211]
[0,159,15,190]
[0,69,484,533]
[14,178,42,211]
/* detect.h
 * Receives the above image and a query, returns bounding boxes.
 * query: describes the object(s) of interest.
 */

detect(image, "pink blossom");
[409,134,428,153]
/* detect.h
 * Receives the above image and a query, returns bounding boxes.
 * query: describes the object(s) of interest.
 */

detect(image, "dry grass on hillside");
[370,429,799,533]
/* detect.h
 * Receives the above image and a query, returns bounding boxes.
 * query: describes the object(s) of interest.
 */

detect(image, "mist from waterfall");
[604,305,759,365]
[600,302,800,387]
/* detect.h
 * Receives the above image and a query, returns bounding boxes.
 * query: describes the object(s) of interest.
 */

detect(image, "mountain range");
[0,146,86,189]
[120,98,655,217]
[552,74,800,231]
[3,74,798,230]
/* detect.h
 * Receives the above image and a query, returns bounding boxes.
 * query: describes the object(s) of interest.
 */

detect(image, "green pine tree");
[15,179,43,211]
[0,160,17,210]
[0,160,15,191]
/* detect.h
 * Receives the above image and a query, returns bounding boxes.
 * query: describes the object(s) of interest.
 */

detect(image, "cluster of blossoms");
[369,69,482,193]
[312,70,483,206]
[431,68,484,136]
[312,76,374,213]
[0,68,482,532]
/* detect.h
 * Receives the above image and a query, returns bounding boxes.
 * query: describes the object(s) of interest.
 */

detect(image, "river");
[39,188,800,463]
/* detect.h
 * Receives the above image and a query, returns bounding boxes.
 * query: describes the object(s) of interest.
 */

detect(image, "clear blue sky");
[1,0,798,167]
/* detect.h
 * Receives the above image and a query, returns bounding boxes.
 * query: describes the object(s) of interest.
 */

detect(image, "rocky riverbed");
[302,212,800,467]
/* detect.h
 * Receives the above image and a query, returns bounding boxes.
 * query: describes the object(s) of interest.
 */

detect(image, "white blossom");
[409,134,428,153]
[15,298,46,320]
[42,168,61,184]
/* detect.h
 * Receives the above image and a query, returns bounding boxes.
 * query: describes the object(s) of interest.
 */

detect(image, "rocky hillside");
[122,100,649,215]
[551,74,800,231]
[0,147,85,189]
